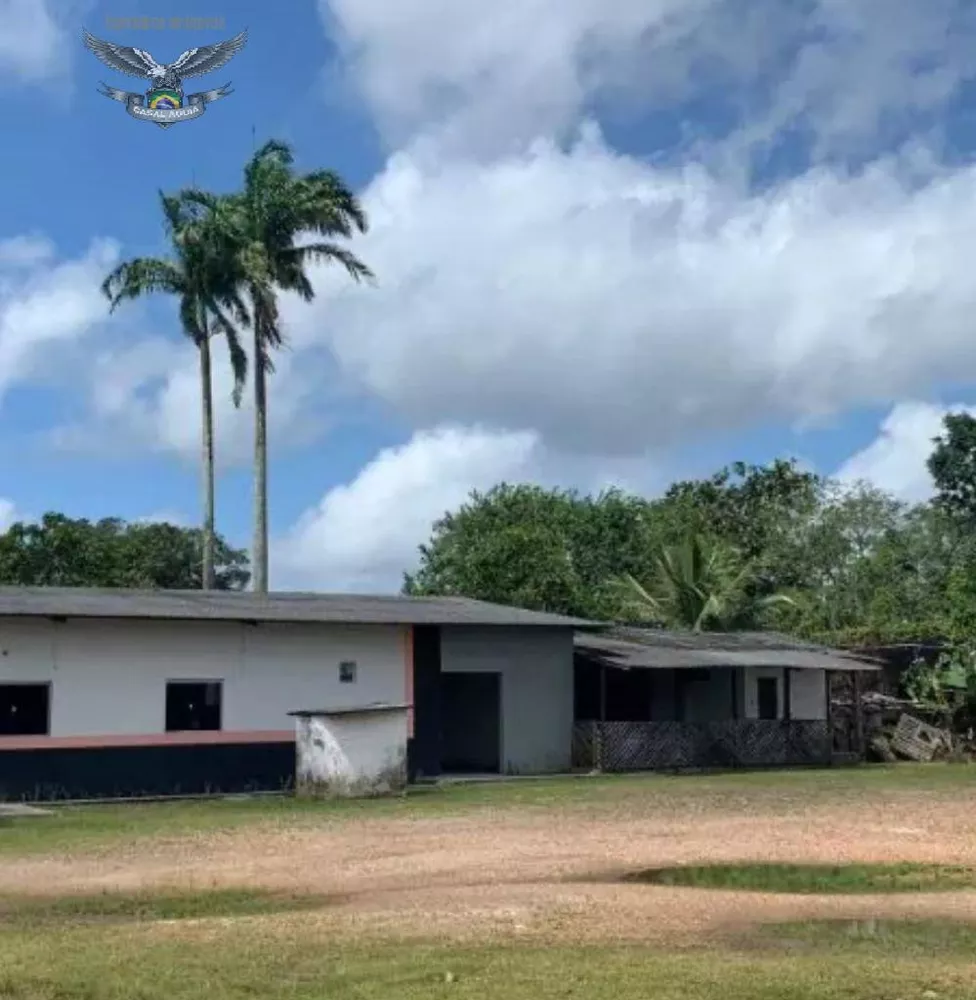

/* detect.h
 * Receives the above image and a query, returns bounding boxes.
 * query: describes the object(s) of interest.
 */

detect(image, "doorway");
[757,676,779,720]
[440,672,501,773]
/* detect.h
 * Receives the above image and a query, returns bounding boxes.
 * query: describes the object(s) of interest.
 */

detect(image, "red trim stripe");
[0,729,295,751]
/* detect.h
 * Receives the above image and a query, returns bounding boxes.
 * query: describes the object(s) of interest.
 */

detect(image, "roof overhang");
[575,630,881,671]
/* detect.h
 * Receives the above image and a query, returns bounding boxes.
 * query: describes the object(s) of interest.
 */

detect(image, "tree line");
[102,141,372,592]
[405,413,976,648]
[5,412,976,656]
[0,515,248,590]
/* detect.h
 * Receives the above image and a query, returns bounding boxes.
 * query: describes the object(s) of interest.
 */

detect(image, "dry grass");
[3,765,976,997]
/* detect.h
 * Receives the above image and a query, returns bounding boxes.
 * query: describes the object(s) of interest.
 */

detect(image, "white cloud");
[322,0,976,161]
[53,4,976,474]
[0,0,70,83]
[282,132,976,458]
[51,332,332,467]
[718,0,976,166]
[310,0,976,457]
[0,236,117,400]
[0,234,56,268]
[322,0,718,156]
[274,426,541,591]
[835,401,976,503]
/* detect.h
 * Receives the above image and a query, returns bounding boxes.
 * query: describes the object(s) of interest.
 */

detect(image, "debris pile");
[867,709,973,763]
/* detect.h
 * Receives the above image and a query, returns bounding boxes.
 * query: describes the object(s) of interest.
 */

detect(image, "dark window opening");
[0,684,50,736]
[339,661,357,683]
[756,677,779,721]
[166,681,222,732]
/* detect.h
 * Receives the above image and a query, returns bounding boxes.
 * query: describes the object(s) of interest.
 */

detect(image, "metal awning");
[575,627,881,672]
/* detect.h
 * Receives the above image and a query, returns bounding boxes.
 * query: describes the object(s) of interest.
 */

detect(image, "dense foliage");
[405,416,976,647]
[0,514,249,590]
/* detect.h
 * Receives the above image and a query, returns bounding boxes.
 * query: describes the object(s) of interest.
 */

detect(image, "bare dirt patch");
[4,780,976,946]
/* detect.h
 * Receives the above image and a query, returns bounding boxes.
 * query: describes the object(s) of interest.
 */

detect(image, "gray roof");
[575,626,880,671]
[0,587,593,627]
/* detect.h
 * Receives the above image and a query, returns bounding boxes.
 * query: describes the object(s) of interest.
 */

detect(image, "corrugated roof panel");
[0,587,594,627]
[575,628,879,671]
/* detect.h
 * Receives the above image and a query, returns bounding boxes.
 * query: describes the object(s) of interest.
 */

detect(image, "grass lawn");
[1,903,975,999]
[1,762,973,857]
[636,861,976,893]
[3,765,976,998]
[0,887,336,927]
[756,918,976,958]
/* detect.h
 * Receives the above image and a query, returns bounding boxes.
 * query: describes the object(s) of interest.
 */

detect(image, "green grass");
[754,918,976,958]
[1,918,976,1000]
[0,887,336,927]
[1,763,973,858]
[633,861,976,893]
[2,767,976,997]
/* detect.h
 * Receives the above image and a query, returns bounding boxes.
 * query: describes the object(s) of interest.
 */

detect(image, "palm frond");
[101,257,184,310]
[209,310,248,406]
[287,242,374,284]
[610,531,788,632]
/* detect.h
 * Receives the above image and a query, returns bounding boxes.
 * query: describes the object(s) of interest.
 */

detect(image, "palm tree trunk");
[252,327,269,594]
[199,336,216,590]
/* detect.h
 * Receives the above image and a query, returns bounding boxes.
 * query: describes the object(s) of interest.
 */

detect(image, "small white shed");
[291,703,410,797]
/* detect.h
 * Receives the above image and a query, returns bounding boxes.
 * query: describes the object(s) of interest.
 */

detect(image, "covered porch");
[572,628,879,771]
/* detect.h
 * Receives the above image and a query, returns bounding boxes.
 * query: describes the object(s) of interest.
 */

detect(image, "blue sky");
[2,0,976,590]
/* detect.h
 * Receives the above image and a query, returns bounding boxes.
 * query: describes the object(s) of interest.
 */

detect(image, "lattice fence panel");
[708,720,792,766]
[580,720,833,772]
[786,720,832,764]
[598,722,703,771]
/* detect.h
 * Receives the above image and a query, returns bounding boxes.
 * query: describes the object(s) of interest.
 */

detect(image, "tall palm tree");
[101,193,249,589]
[179,141,372,593]
[613,532,795,631]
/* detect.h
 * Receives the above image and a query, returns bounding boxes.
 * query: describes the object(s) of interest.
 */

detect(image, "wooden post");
[599,663,607,723]
[784,668,793,721]
[826,670,835,761]
[852,669,865,758]
[595,664,607,772]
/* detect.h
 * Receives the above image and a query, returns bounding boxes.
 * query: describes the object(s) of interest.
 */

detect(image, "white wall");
[295,710,408,796]
[789,669,827,720]
[741,666,827,721]
[0,617,409,737]
[440,626,574,775]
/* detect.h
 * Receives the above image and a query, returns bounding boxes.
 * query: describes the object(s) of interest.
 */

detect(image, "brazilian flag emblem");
[147,89,182,110]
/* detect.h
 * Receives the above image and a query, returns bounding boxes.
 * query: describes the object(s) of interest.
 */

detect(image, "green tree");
[928,412,976,521]
[613,532,795,631]
[179,141,372,593]
[405,485,586,613]
[0,514,249,589]
[101,193,248,589]
[404,484,658,617]
[660,459,822,591]
[771,481,905,635]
